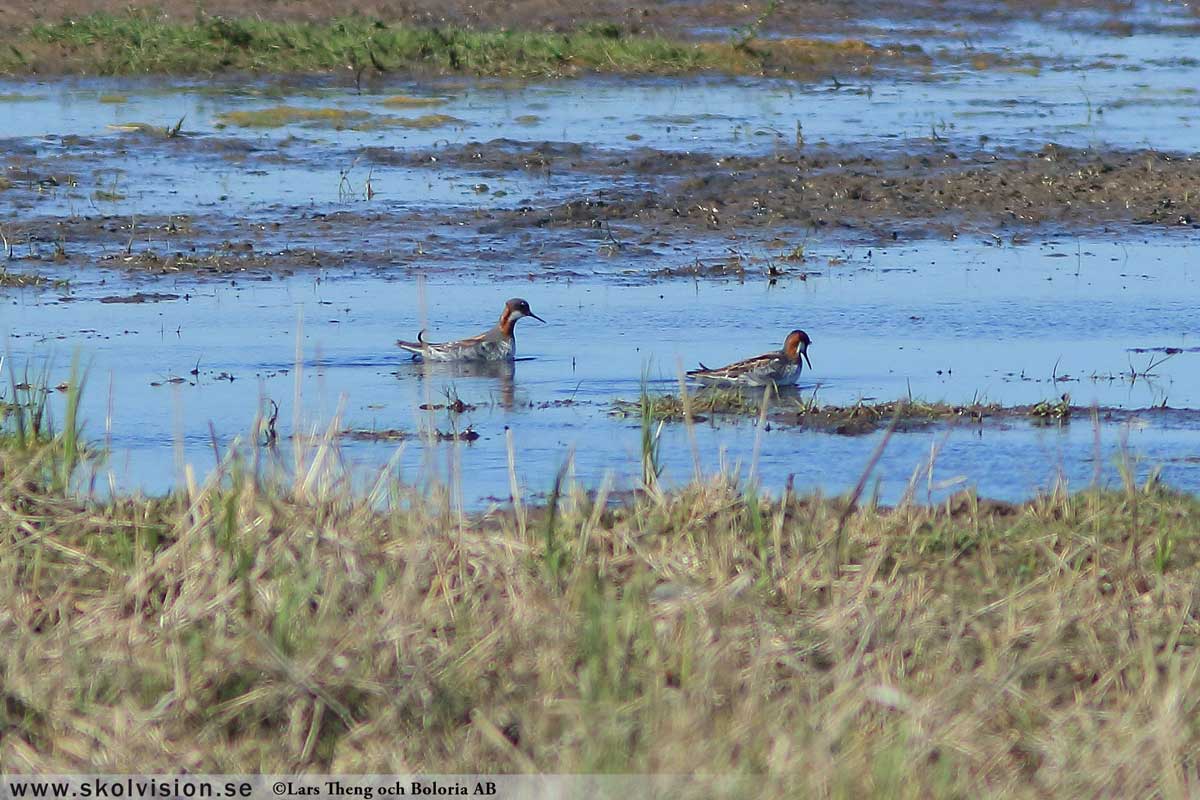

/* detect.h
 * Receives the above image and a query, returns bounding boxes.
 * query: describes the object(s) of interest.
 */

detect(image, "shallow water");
[2,11,1199,505]
[3,234,1198,504]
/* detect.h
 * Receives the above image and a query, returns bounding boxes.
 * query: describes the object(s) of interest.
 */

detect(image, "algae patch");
[216,106,373,128]
[215,105,466,131]
[379,94,448,107]
[392,113,467,129]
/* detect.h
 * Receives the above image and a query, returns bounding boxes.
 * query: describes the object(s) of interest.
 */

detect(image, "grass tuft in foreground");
[2,380,1200,793]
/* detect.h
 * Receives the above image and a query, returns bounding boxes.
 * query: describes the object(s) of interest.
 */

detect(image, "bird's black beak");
[802,351,813,371]
[530,312,546,323]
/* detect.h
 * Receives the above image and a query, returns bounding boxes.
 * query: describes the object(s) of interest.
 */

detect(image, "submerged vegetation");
[615,389,1074,434]
[2,373,1200,794]
[379,94,449,107]
[1,14,920,77]
[214,105,466,130]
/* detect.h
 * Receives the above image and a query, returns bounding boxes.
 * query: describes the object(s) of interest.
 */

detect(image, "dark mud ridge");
[618,395,1198,436]
[416,141,1200,237]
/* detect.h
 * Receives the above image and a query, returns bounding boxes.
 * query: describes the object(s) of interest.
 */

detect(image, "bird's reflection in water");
[407,358,519,410]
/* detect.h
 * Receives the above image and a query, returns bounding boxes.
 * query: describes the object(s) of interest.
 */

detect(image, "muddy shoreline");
[4,141,1197,282]
[402,140,1200,236]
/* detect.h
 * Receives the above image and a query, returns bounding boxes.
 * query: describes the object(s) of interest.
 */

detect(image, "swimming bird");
[396,298,545,362]
[687,329,812,387]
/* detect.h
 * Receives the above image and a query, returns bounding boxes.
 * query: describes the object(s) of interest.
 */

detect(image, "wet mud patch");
[5,134,1199,287]
[98,291,181,304]
[366,138,724,176]
[2,211,412,276]
[449,141,1200,237]
[96,246,377,275]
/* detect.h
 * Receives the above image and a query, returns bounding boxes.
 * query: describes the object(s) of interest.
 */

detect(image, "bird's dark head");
[784,329,813,370]
[500,298,546,332]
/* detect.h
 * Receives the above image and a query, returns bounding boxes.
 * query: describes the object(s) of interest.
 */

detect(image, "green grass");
[0,14,902,77]
[3,376,1200,791]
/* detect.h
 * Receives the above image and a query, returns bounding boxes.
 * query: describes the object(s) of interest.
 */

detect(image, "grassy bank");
[3,387,1200,794]
[0,14,910,77]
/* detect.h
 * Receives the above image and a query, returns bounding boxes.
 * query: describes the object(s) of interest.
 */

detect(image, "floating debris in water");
[341,428,410,442]
[437,427,480,441]
[99,292,181,304]
[419,398,476,413]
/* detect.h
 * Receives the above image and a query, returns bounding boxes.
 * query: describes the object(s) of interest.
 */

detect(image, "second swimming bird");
[396,298,545,362]
[687,329,812,387]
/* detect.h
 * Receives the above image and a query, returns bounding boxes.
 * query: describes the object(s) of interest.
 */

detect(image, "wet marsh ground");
[3,0,1200,789]
[1,30,1199,503]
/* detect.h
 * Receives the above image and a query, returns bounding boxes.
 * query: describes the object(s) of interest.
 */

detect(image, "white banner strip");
[0,775,751,800]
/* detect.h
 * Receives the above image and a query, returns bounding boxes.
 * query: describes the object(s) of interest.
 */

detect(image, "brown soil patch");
[470,143,1200,237]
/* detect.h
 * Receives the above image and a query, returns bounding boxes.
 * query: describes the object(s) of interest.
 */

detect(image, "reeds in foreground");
[1,374,1199,798]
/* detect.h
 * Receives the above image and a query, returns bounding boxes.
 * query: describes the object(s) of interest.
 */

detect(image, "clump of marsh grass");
[2,353,89,491]
[638,370,664,487]
[1030,392,1072,422]
[2,372,1199,796]
[614,385,760,422]
[0,268,67,288]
